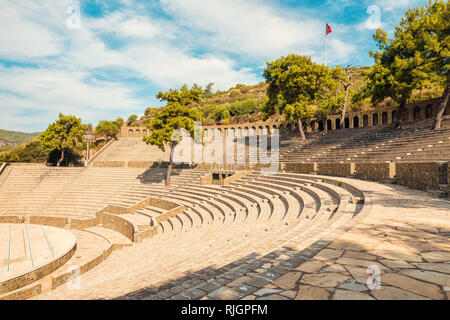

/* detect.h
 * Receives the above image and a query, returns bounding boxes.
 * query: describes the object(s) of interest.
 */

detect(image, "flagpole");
[325,33,328,67]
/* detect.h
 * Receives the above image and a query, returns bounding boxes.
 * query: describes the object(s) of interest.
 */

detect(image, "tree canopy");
[367,0,449,128]
[95,118,123,140]
[144,86,203,186]
[39,113,86,166]
[263,54,342,140]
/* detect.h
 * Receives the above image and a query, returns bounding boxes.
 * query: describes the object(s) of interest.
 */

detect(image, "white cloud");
[0,65,145,131]
[160,0,323,59]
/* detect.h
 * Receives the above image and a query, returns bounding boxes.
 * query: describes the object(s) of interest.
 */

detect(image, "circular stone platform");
[0,224,76,283]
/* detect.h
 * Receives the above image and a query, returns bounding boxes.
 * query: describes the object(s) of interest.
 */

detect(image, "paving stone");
[241,295,256,300]
[244,276,272,288]
[399,269,449,286]
[253,288,282,296]
[295,285,330,300]
[207,286,229,299]
[421,251,450,263]
[313,248,344,261]
[332,289,374,300]
[272,271,302,290]
[296,260,325,273]
[345,266,370,284]
[371,242,423,262]
[232,285,259,297]
[372,286,430,300]
[381,273,444,300]
[301,272,350,288]
[380,259,414,269]
[412,263,450,274]
[183,288,207,299]
[335,257,390,270]
[197,282,222,293]
[256,294,289,300]
[338,279,369,292]
[322,263,347,273]
[342,251,378,260]
[279,290,297,299]
[227,276,252,287]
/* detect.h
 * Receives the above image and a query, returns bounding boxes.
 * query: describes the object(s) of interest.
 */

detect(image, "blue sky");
[0,0,428,132]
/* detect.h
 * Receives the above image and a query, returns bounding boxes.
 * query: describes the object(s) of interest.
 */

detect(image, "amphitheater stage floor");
[0,224,76,283]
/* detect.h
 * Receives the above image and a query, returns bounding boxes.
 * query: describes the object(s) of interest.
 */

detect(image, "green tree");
[115,117,124,128]
[214,105,230,122]
[127,114,138,125]
[144,88,203,187]
[263,54,333,140]
[95,120,121,140]
[156,84,204,106]
[202,82,215,98]
[367,0,449,129]
[39,113,87,166]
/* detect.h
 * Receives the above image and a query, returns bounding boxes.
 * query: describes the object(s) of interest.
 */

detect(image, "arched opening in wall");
[373,113,379,126]
[425,104,432,118]
[353,116,359,128]
[318,120,324,131]
[237,127,242,137]
[363,115,368,127]
[250,127,256,136]
[204,129,209,138]
[257,126,262,134]
[128,129,133,137]
[243,128,248,136]
[287,123,292,133]
[230,128,235,137]
[382,112,388,125]
[135,129,140,137]
[265,126,270,135]
[335,118,341,129]
[392,110,397,123]
[327,119,332,130]
[142,129,147,136]
[413,106,421,120]
[294,122,299,133]
[210,128,215,139]
[310,121,315,132]
[403,110,409,121]
[344,118,349,128]
[224,128,229,137]
[217,128,222,138]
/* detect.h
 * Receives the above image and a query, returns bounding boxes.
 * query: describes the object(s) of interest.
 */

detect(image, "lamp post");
[83,132,96,166]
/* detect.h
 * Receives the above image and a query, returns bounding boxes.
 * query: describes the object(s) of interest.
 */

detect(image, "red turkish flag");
[326,22,332,36]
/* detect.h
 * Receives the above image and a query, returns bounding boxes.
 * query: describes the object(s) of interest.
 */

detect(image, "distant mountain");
[0,129,40,151]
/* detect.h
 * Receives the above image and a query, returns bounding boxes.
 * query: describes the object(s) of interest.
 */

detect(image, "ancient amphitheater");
[0,101,449,300]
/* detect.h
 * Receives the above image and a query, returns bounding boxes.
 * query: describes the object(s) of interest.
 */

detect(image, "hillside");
[0,129,40,152]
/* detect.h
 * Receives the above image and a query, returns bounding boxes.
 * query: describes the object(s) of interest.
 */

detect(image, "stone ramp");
[93,138,170,163]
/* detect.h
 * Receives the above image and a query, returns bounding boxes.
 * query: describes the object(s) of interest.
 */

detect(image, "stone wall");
[93,161,125,167]
[284,163,317,174]
[396,162,448,191]
[355,163,395,182]
[97,212,135,241]
[317,163,354,177]
[284,161,449,194]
